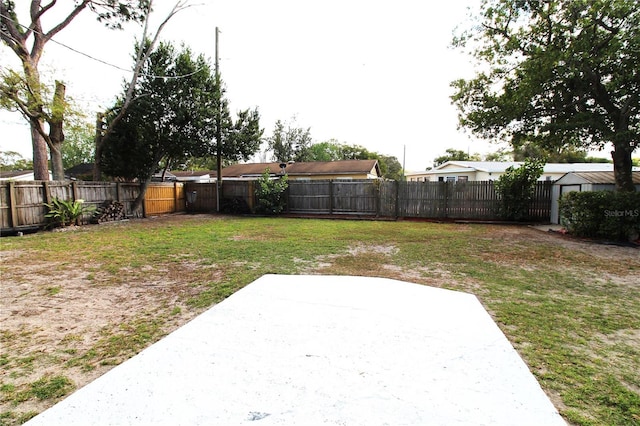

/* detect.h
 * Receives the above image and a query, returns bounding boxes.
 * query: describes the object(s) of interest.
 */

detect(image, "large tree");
[451,0,639,191]
[433,148,481,167]
[267,118,313,163]
[0,0,151,180]
[101,41,262,214]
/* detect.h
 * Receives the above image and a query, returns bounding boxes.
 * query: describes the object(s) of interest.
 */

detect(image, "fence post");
[173,182,178,213]
[8,181,18,228]
[329,180,334,215]
[71,181,79,202]
[394,180,400,219]
[247,181,255,212]
[42,181,51,205]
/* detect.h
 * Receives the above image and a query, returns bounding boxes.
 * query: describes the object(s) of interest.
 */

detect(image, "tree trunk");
[94,113,105,181]
[611,143,635,192]
[30,118,49,180]
[48,81,66,181]
[131,178,150,217]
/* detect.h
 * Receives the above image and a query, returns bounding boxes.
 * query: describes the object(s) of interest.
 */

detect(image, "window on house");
[446,176,456,182]
[458,176,468,182]
[438,177,444,182]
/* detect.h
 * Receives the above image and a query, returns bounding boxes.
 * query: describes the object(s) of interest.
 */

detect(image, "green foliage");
[61,120,95,169]
[495,159,544,221]
[0,151,32,171]
[433,148,481,167]
[101,40,261,183]
[452,0,640,191]
[268,118,312,162]
[306,140,403,180]
[101,41,216,181]
[254,169,288,215]
[44,198,95,227]
[560,191,640,241]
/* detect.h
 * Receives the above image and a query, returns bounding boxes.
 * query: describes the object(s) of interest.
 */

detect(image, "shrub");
[495,159,544,221]
[44,198,95,228]
[559,191,640,241]
[254,169,288,215]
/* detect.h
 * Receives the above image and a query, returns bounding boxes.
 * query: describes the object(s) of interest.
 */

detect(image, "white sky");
[2,1,517,171]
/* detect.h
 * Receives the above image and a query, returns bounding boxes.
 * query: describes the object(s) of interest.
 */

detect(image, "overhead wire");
[0,12,208,80]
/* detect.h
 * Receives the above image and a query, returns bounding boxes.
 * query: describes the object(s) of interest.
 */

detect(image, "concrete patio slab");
[26,274,565,425]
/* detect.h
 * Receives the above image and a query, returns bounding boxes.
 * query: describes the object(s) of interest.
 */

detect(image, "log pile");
[95,200,126,223]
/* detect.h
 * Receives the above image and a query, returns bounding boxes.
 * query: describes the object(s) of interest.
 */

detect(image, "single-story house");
[151,171,178,182]
[221,160,382,180]
[550,171,640,224]
[171,171,217,183]
[0,170,52,181]
[406,161,626,183]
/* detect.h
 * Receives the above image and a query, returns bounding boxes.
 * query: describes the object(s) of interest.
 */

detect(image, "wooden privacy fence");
[0,181,186,231]
[184,179,552,221]
[1,179,553,232]
[144,183,186,215]
[0,181,141,231]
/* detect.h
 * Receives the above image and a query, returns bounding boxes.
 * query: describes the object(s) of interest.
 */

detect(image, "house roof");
[171,171,216,178]
[558,171,640,184]
[222,160,381,178]
[433,161,622,174]
[0,170,34,179]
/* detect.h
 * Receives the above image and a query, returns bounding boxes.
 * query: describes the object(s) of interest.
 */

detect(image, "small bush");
[254,169,288,215]
[559,191,640,241]
[44,198,95,227]
[495,159,544,221]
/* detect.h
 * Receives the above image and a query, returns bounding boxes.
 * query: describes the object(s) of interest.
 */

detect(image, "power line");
[0,12,207,80]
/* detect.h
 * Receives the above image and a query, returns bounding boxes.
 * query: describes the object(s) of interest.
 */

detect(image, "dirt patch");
[0,249,216,421]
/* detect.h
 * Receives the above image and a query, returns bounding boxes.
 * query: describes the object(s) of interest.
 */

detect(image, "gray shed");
[551,171,640,224]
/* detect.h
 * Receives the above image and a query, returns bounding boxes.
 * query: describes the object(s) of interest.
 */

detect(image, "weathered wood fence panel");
[185,182,218,212]
[0,181,141,231]
[288,181,331,214]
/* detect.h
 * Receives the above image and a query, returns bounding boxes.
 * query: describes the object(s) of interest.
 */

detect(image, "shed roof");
[557,171,640,184]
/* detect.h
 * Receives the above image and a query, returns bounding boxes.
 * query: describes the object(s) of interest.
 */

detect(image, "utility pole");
[215,26,221,212]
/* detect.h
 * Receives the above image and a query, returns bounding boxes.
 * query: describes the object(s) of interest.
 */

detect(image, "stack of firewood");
[95,200,126,223]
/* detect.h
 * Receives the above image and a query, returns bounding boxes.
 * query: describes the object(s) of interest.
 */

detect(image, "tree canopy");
[267,118,312,163]
[433,148,481,167]
[0,0,155,180]
[100,41,215,181]
[100,40,262,212]
[451,0,639,191]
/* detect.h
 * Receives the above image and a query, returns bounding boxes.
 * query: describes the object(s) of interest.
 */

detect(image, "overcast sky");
[0,0,511,172]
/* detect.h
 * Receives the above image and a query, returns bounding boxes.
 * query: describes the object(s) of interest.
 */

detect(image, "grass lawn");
[1,214,639,425]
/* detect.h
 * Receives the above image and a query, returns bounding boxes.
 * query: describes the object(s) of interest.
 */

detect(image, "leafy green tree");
[0,150,32,171]
[377,154,403,181]
[61,120,95,169]
[307,139,345,162]
[101,40,261,213]
[0,0,156,180]
[495,159,544,221]
[101,41,217,211]
[433,148,481,167]
[451,0,639,191]
[254,168,288,215]
[267,118,312,162]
